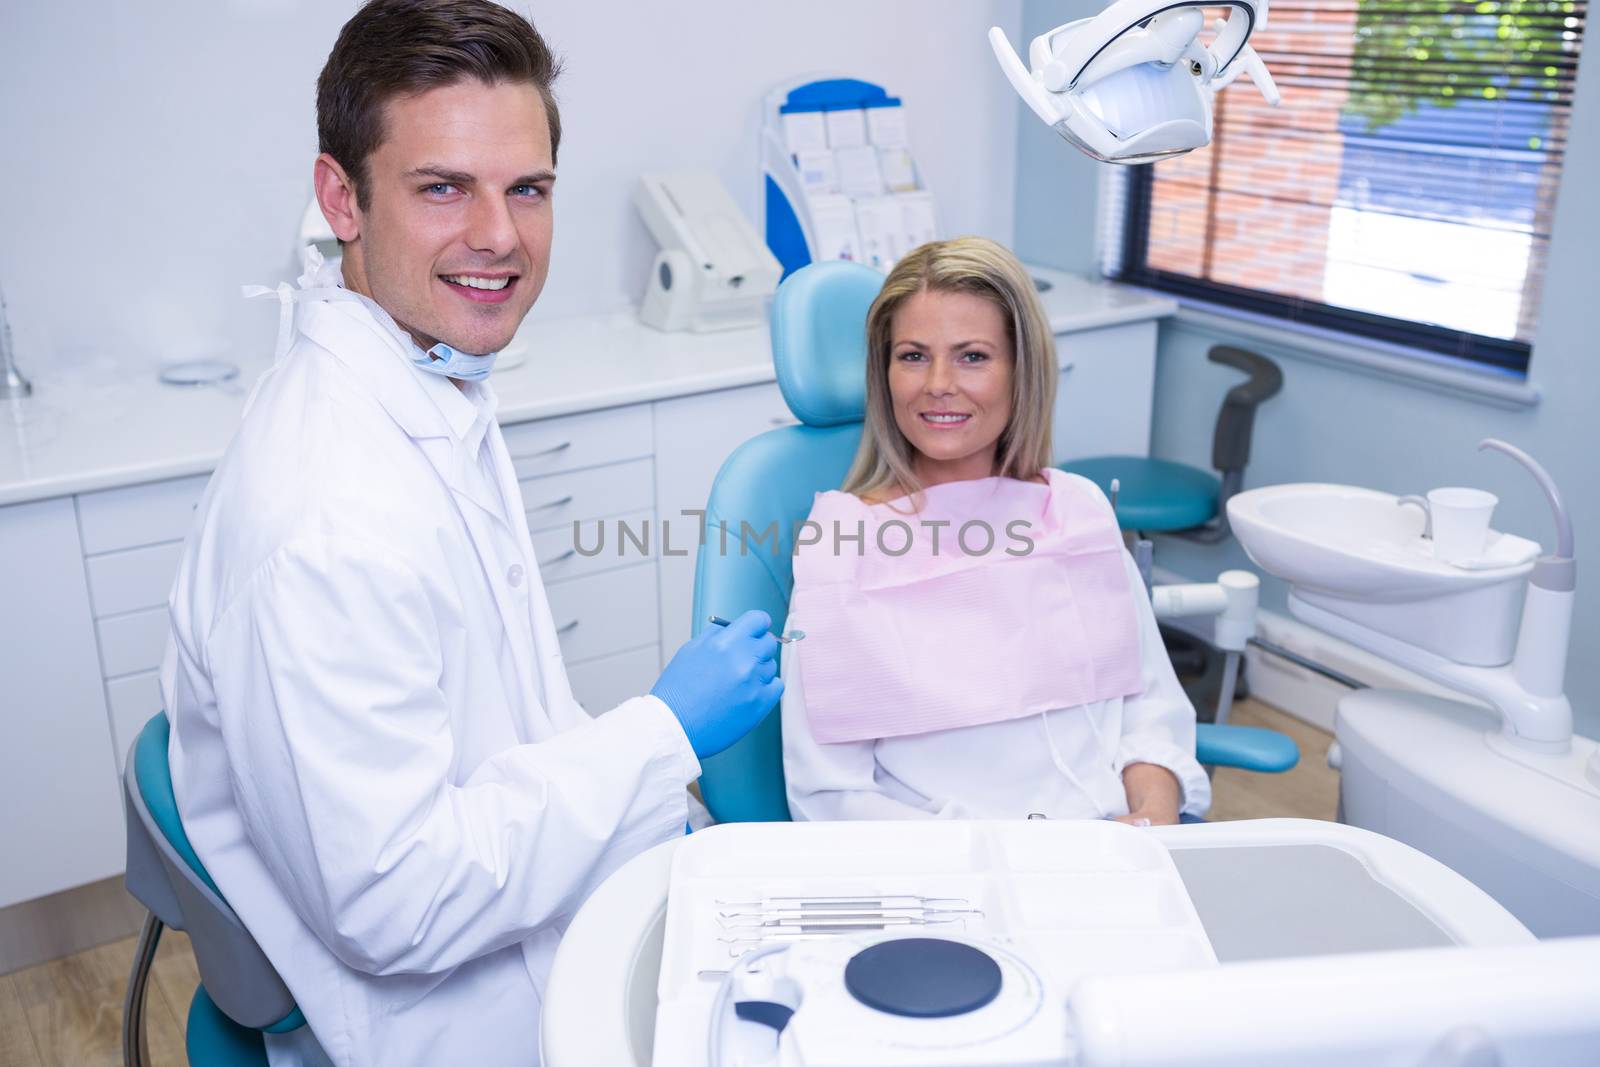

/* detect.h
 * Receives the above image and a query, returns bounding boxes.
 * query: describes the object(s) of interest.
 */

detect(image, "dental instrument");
[707,615,805,643]
[0,284,33,400]
[1228,438,1600,936]
[989,0,1281,164]
[717,895,976,914]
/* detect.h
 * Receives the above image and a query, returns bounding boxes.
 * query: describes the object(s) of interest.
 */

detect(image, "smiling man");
[161,3,782,1064]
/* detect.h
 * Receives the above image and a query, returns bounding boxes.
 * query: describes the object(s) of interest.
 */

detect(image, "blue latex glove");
[651,610,783,759]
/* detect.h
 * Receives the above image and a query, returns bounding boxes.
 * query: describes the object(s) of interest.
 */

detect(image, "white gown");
[782,551,1210,822]
[163,290,697,1066]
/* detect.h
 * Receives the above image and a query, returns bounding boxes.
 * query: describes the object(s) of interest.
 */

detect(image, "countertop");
[0,266,1174,507]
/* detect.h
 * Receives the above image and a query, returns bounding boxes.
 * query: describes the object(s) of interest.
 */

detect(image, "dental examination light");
[989,0,1281,164]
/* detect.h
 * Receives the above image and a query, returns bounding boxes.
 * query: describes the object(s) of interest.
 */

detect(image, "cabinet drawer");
[86,541,184,618]
[77,475,209,556]
[502,404,652,480]
[566,645,662,716]
[535,508,655,585]
[545,562,658,665]
[97,606,169,679]
[106,671,164,772]
[519,458,654,534]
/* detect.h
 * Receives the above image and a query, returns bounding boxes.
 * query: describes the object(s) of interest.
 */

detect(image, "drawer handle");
[1060,361,1075,374]
[556,618,580,635]
[769,415,798,426]
[527,440,573,458]
[546,548,577,564]
[529,494,575,512]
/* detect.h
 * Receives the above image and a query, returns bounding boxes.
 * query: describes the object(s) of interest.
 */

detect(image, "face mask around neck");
[412,341,499,383]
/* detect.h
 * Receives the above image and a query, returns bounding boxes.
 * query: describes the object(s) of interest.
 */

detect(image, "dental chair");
[122,712,300,1067]
[1061,345,1282,542]
[692,261,1297,823]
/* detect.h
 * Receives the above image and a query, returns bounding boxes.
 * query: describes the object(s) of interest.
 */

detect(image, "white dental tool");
[989,0,1281,164]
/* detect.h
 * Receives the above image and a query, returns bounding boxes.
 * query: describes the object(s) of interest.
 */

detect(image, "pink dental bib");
[790,469,1142,744]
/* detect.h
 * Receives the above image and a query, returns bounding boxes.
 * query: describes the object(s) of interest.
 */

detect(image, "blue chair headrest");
[771,260,884,427]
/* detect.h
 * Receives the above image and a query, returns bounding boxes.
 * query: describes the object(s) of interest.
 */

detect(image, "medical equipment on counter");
[760,77,939,280]
[989,0,1280,164]
[635,171,781,333]
[1229,439,1600,936]
[0,284,33,399]
[540,819,1547,1067]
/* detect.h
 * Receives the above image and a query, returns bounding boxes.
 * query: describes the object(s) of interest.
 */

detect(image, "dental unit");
[1229,438,1600,937]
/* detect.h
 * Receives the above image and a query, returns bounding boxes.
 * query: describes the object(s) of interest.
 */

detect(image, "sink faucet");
[0,284,32,399]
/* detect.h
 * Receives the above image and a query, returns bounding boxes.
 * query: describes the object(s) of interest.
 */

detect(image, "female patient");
[782,236,1208,826]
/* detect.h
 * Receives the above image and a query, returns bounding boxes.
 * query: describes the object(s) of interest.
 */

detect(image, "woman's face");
[886,287,1015,486]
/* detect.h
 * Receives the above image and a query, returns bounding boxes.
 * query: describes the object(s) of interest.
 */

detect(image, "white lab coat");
[782,551,1210,822]
[162,292,698,1067]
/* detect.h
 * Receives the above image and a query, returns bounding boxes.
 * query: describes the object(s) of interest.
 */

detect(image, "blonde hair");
[841,236,1057,502]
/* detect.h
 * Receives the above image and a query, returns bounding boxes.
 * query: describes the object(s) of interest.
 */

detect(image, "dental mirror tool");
[707,615,805,644]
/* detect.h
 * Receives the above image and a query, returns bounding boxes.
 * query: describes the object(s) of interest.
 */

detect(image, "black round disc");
[843,938,1002,1018]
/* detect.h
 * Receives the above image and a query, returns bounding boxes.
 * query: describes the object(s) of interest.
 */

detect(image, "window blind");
[1102,0,1587,373]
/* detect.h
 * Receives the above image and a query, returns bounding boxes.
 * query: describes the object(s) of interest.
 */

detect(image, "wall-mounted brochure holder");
[761,77,940,281]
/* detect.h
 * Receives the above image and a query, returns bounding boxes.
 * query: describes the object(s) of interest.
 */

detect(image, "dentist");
[162,2,779,1064]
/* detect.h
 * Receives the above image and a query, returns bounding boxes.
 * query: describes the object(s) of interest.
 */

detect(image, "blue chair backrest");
[693,261,883,823]
[124,713,305,1032]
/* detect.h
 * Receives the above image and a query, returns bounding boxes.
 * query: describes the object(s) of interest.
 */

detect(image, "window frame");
[1110,162,1535,376]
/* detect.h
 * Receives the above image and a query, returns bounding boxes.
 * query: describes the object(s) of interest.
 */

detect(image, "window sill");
[1164,297,1541,411]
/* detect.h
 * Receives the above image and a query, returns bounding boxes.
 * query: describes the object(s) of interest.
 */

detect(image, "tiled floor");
[0,698,1337,1067]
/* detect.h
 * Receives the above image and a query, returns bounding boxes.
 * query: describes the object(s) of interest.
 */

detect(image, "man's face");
[338,78,554,356]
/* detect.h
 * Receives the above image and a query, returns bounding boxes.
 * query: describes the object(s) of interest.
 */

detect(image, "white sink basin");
[1228,484,1538,666]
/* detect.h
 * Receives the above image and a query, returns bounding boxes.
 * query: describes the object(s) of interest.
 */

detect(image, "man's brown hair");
[316,0,563,210]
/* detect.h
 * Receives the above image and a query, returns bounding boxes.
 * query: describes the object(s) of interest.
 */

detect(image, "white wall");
[0,1,1021,370]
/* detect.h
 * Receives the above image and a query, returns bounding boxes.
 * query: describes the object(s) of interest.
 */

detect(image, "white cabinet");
[0,498,124,908]
[76,475,203,774]
[1053,320,1157,463]
[652,381,797,662]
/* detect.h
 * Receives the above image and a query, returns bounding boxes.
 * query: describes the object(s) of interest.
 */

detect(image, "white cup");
[1427,487,1497,564]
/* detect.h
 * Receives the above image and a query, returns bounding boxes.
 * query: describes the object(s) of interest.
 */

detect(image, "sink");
[1228,484,1538,666]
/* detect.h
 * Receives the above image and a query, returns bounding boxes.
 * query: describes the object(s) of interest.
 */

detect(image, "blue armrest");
[1196,723,1299,774]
